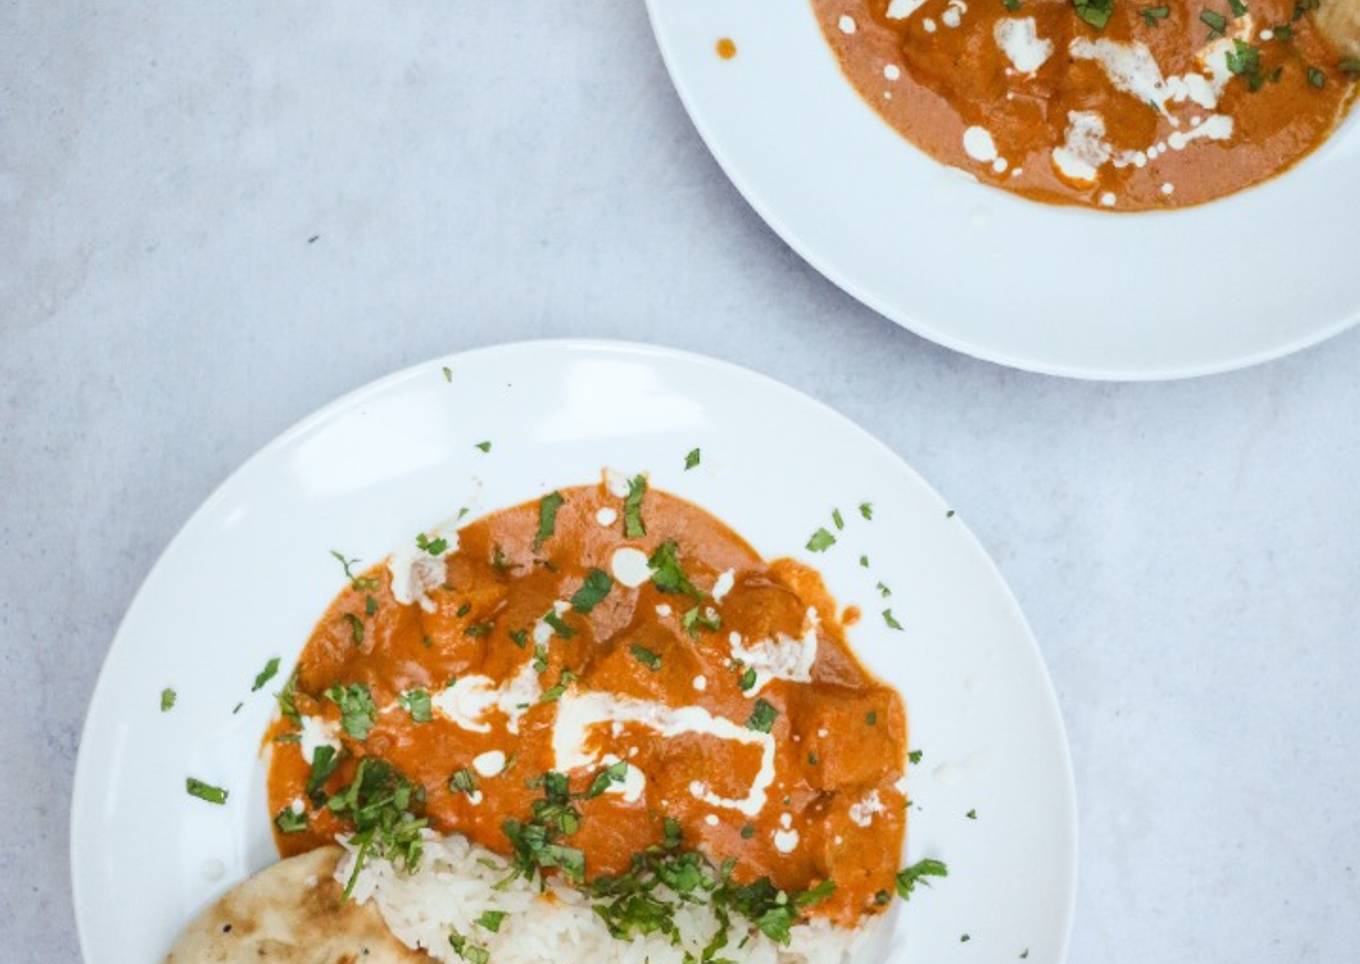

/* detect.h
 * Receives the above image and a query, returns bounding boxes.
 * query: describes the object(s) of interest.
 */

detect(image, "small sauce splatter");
[842,605,861,626]
[715,37,737,60]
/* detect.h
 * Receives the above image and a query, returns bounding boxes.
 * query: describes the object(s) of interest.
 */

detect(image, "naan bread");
[165,845,426,962]
[1315,0,1360,57]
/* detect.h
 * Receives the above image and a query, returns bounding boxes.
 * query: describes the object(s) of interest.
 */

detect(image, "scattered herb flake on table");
[160,687,176,712]
[684,447,701,470]
[883,608,904,630]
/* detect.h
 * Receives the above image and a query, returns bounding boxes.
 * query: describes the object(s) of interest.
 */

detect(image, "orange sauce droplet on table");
[715,37,737,60]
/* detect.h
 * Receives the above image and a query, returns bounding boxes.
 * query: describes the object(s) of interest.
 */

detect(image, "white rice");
[338,832,878,963]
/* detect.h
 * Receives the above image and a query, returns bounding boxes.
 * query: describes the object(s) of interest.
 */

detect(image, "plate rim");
[643,1,1360,382]
[69,337,1079,960]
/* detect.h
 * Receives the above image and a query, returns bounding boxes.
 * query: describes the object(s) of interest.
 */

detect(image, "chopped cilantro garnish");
[808,751,819,765]
[1226,40,1266,90]
[747,698,778,733]
[883,608,904,630]
[877,581,892,598]
[805,527,836,552]
[399,688,432,723]
[866,710,878,726]
[475,910,508,933]
[543,610,576,639]
[342,612,365,645]
[795,879,836,908]
[415,532,448,556]
[330,550,379,591]
[491,544,513,573]
[160,687,176,712]
[448,928,490,963]
[1003,0,1022,9]
[1308,66,1325,88]
[186,777,228,805]
[328,758,428,899]
[509,627,529,648]
[456,602,472,617]
[1228,0,1248,15]
[1073,0,1115,29]
[648,540,701,597]
[464,621,494,638]
[365,594,378,615]
[859,501,873,520]
[630,643,662,671]
[966,809,978,820]
[306,744,340,803]
[442,365,453,382]
[740,824,755,839]
[450,768,479,795]
[859,554,869,567]
[474,440,491,453]
[585,759,629,798]
[232,701,243,714]
[326,683,377,740]
[570,568,613,613]
[831,508,844,530]
[684,448,701,470]
[502,772,587,883]
[623,474,648,538]
[896,858,948,899]
[1140,4,1170,23]
[274,805,307,833]
[738,666,757,691]
[1200,9,1227,35]
[534,491,565,550]
[681,604,721,637]
[533,643,549,673]
[251,657,281,692]
[540,669,577,703]
[909,749,924,764]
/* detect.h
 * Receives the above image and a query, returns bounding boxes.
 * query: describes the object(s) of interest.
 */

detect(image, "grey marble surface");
[3,2,1358,961]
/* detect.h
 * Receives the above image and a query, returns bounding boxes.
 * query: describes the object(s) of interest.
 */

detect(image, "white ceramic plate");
[646,1,1360,380]
[70,340,1076,962]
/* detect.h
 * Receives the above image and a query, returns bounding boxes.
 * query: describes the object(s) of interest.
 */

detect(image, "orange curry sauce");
[267,481,907,925]
[814,0,1357,210]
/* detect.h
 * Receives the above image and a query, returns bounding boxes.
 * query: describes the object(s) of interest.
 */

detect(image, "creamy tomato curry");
[814,0,1359,209]
[267,478,908,926]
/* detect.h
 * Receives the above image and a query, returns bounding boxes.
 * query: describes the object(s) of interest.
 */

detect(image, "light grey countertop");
[3,2,1358,961]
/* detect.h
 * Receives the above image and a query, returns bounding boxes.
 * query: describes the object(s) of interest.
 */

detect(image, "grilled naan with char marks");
[165,846,424,963]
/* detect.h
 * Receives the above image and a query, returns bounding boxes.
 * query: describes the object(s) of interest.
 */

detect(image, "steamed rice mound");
[340,833,880,964]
